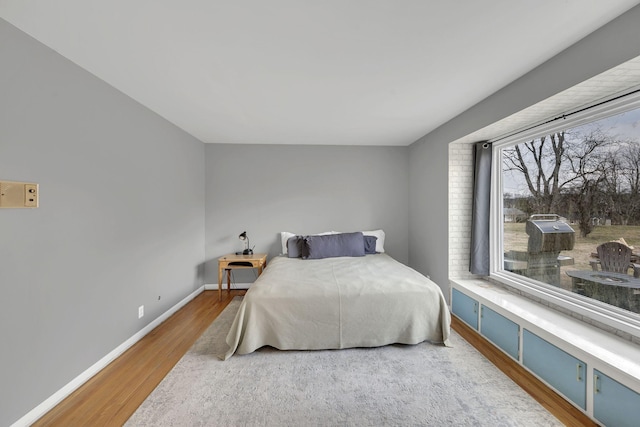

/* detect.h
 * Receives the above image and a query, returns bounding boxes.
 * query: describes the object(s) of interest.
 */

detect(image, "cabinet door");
[523,330,586,410]
[594,369,640,427]
[480,306,519,360]
[451,288,478,330]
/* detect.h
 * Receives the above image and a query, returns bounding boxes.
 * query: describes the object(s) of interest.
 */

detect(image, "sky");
[502,105,640,196]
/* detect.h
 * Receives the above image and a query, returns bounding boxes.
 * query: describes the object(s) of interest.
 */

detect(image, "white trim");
[492,133,640,335]
[488,89,640,341]
[492,271,640,336]
[11,286,205,427]
[493,87,640,150]
[490,144,503,274]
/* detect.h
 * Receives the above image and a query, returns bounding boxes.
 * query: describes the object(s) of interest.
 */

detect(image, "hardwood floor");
[33,290,591,426]
[33,290,245,427]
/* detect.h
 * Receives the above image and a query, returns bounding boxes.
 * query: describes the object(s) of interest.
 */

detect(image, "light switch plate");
[0,181,39,208]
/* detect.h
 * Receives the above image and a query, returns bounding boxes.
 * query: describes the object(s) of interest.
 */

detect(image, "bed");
[222,232,451,360]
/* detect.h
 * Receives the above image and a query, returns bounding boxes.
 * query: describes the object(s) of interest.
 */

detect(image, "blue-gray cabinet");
[451,288,478,330]
[593,369,640,427]
[523,329,586,410]
[480,306,519,359]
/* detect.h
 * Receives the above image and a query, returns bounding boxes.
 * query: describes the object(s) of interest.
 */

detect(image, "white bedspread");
[223,254,451,359]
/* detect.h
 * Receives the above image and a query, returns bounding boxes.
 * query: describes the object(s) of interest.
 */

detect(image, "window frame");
[489,89,640,338]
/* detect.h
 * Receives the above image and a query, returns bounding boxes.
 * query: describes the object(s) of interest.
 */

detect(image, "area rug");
[125,297,561,426]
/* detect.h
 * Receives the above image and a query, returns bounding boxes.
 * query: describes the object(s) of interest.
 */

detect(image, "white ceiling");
[2,1,639,146]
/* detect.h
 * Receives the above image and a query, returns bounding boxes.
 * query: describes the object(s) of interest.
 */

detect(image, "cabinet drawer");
[452,288,479,330]
[594,370,640,427]
[523,330,586,409]
[480,306,519,359]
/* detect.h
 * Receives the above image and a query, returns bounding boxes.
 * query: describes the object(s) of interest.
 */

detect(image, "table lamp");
[239,231,253,255]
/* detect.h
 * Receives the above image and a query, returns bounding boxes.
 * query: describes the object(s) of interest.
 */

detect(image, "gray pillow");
[303,232,365,259]
[287,236,305,258]
[364,235,378,254]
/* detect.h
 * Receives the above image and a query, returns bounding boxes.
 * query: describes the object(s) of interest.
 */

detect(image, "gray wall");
[0,20,205,426]
[408,138,449,294]
[5,3,640,425]
[408,4,640,299]
[204,143,409,284]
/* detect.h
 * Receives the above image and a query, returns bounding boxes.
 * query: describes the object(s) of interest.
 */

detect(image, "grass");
[503,223,640,291]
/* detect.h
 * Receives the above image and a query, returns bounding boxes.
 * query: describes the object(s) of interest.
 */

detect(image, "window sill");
[491,270,640,341]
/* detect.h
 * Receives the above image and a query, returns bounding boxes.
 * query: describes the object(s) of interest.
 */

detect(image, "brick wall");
[448,142,477,280]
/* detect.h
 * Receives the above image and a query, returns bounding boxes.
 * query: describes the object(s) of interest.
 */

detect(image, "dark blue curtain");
[470,141,492,275]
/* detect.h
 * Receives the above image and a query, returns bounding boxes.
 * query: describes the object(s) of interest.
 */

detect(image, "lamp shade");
[239,231,247,241]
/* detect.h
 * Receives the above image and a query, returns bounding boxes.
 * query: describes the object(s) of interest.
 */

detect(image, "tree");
[618,141,640,224]
[503,128,621,237]
[560,129,615,236]
[502,132,566,214]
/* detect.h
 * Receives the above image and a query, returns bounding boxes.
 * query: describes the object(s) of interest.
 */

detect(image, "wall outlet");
[24,184,38,207]
[138,305,144,319]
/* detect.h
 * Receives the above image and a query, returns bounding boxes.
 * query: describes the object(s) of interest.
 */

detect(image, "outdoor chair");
[589,241,640,278]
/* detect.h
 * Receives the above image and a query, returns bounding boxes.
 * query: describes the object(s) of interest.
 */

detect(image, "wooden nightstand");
[217,253,267,300]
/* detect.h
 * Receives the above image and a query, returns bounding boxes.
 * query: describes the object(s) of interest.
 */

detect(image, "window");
[492,91,640,335]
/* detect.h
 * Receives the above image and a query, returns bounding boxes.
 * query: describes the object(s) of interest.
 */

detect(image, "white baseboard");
[11,285,205,427]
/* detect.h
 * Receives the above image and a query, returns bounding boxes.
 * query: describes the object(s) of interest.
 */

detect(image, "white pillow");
[280,232,296,255]
[362,229,385,253]
[280,231,337,255]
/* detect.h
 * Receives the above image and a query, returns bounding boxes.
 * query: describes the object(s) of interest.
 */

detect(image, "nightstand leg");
[226,268,231,293]
[218,266,223,301]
